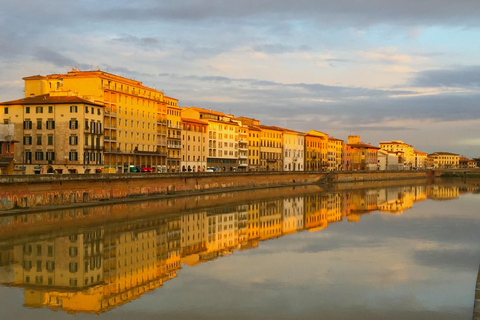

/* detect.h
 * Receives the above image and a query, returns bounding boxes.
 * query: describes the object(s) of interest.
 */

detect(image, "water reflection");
[0,184,477,314]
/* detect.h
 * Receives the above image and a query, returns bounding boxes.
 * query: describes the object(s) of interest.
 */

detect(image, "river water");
[0,181,479,319]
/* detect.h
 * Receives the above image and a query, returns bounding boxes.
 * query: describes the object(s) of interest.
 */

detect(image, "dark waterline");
[0,183,479,319]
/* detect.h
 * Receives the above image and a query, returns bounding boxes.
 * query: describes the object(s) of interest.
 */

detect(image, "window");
[70,105,77,113]
[46,261,55,272]
[37,260,42,271]
[85,120,89,130]
[25,106,30,114]
[69,119,78,129]
[36,135,42,145]
[46,120,55,129]
[69,135,78,146]
[69,278,77,286]
[35,276,43,284]
[69,151,78,161]
[23,120,32,129]
[3,107,8,114]
[23,136,32,145]
[46,151,55,161]
[69,247,78,257]
[69,262,78,273]
[85,106,89,113]
[48,106,53,113]
[36,106,43,113]
[47,135,53,145]
[35,151,43,160]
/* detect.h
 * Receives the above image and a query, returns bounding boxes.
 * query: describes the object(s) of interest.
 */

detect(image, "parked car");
[206,167,216,172]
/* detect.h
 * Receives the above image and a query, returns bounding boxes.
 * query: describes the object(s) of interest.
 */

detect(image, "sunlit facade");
[22,70,172,172]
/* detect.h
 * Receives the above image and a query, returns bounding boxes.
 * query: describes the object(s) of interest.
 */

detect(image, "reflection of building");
[0,185,446,314]
[259,199,283,240]
[377,186,418,214]
[181,211,207,264]
[282,196,304,234]
[304,194,328,231]
[427,186,459,200]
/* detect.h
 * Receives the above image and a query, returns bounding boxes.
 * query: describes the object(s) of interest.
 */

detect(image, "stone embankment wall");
[0,171,427,212]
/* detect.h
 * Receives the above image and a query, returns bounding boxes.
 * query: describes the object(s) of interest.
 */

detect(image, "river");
[0,181,479,319]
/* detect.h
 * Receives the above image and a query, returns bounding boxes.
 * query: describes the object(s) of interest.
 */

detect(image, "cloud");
[252,44,311,54]
[112,34,164,48]
[412,65,480,88]
[34,47,77,68]
[94,1,480,28]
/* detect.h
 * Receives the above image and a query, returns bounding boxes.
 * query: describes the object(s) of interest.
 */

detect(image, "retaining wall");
[0,171,427,212]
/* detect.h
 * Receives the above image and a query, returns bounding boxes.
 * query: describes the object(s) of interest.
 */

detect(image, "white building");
[283,129,304,171]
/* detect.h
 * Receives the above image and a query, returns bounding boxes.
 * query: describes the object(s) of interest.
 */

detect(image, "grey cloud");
[412,65,480,88]
[34,47,77,68]
[112,34,163,48]
[98,1,480,28]
[157,72,480,127]
[252,44,312,54]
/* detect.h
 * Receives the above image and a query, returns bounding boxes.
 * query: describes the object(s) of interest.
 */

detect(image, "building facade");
[22,70,172,173]
[0,94,104,174]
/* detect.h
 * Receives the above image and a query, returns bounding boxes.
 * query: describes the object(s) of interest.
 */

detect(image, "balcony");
[167,134,182,140]
[105,110,117,117]
[167,124,182,129]
[239,155,248,159]
[167,144,182,149]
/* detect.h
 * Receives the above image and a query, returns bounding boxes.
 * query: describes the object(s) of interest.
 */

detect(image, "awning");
[0,157,14,166]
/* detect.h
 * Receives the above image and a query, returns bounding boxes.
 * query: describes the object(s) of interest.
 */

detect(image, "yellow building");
[237,123,249,171]
[304,130,328,171]
[0,94,104,174]
[22,70,173,172]
[427,152,459,169]
[182,107,239,172]
[247,126,261,171]
[413,150,428,169]
[328,137,343,171]
[348,136,379,171]
[181,117,208,172]
[258,125,283,171]
[236,117,262,171]
[379,140,414,169]
[166,101,182,172]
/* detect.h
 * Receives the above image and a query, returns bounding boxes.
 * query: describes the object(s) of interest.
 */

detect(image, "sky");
[0,1,479,157]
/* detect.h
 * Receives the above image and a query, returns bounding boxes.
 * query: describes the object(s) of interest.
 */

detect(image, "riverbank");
[0,171,428,213]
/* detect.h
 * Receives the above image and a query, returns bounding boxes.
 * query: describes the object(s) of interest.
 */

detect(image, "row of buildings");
[0,184,469,313]
[0,69,476,174]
